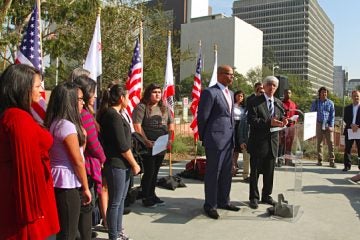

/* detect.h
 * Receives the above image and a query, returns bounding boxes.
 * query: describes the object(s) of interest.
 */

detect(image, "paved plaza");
[93,159,360,240]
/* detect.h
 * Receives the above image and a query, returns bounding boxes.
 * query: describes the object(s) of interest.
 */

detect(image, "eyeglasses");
[78,97,84,102]
[221,72,234,76]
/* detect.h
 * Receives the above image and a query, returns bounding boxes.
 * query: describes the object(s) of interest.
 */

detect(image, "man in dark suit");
[342,90,360,171]
[197,65,240,219]
[246,82,264,109]
[247,76,288,209]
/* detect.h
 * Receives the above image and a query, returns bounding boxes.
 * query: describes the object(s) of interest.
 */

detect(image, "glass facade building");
[233,0,334,91]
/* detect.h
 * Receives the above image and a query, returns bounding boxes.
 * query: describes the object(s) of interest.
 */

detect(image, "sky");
[208,0,360,80]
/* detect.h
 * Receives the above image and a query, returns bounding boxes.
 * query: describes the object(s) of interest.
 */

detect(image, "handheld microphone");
[274,101,286,116]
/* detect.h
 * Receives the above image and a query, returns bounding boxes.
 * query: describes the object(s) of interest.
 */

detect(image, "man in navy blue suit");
[197,65,240,219]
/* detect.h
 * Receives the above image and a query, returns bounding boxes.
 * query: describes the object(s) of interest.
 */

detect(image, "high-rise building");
[346,79,360,94]
[233,0,334,91]
[333,66,347,98]
[144,0,209,46]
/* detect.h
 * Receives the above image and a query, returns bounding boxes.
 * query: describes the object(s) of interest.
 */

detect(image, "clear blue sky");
[209,0,360,80]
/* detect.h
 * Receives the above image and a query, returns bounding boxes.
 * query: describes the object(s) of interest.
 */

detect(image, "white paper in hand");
[152,134,169,156]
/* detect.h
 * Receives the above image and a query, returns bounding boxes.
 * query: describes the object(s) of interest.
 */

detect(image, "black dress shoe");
[204,208,219,219]
[219,204,240,211]
[342,166,351,171]
[249,199,258,209]
[261,198,277,206]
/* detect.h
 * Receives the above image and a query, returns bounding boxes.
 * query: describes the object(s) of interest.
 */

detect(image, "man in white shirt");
[342,90,360,171]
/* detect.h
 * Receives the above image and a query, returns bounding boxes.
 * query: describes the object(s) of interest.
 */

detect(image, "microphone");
[274,101,286,116]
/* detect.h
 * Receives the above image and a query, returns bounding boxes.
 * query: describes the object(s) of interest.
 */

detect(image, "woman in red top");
[0,64,59,239]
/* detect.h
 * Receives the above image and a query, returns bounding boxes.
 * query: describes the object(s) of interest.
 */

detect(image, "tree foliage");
[0,0,179,90]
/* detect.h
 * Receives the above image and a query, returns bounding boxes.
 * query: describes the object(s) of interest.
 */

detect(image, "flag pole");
[139,19,144,93]
[167,30,173,177]
[194,40,201,166]
[97,7,102,91]
[36,0,46,99]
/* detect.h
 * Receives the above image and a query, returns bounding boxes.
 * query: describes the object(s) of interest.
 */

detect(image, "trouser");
[316,123,335,163]
[204,144,233,209]
[249,152,275,201]
[105,165,130,240]
[242,148,250,179]
[55,188,81,240]
[344,135,360,168]
[78,177,95,240]
[141,154,164,200]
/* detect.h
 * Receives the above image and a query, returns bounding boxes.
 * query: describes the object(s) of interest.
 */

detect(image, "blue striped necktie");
[268,99,274,117]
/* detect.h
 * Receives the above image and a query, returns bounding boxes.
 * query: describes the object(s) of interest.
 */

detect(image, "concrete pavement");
[94,159,360,240]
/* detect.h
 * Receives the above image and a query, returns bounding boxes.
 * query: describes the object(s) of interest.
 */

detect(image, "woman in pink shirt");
[45,82,91,239]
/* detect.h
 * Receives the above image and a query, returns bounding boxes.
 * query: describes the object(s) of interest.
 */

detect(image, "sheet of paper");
[304,112,317,141]
[152,134,169,156]
[347,129,360,140]
[270,126,287,132]
[290,115,299,122]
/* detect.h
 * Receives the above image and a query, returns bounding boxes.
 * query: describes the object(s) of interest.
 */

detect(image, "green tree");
[287,74,313,112]
[0,0,181,91]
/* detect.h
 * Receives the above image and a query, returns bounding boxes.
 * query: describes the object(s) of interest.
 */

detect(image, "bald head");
[217,65,234,87]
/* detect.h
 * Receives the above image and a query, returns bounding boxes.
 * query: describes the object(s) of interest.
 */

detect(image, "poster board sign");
[303,112,317,141]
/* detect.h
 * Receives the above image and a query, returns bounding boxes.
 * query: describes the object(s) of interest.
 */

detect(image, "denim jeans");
[105,165,130,240]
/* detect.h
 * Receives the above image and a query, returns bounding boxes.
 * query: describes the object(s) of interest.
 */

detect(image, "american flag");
[190,47,202,141]
[125,38,142,117]
[163,33,175,118]
[15,3,46,123]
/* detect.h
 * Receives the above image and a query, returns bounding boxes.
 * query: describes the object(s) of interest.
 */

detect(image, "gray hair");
[263,76,279,87]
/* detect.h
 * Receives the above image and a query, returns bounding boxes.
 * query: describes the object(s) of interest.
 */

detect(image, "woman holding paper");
[132,83,174,207]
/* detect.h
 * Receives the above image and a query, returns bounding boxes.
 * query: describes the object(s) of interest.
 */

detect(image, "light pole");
[272,64,279,76]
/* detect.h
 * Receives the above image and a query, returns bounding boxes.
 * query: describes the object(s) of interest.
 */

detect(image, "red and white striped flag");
[83,14,102,81]
[125,38,142,117]
[15,3,46,124]
[163,32,175,118]
[190,46,202,141]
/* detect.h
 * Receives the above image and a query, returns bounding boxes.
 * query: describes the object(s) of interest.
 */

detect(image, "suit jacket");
[247,95,285,158]
[343,104,360,136]
[197,84,234,150]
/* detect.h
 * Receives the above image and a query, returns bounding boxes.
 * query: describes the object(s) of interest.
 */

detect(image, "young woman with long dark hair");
[97,84,141,240]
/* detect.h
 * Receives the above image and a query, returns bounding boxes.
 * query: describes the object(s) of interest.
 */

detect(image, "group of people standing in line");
[0,64,173,240]
[1,62,359,240]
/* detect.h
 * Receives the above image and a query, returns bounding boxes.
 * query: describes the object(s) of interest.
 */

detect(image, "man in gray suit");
[198,65,240,219]
[247,76,288,209]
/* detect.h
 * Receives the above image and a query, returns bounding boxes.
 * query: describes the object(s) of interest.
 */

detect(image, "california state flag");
[162,32,175,118]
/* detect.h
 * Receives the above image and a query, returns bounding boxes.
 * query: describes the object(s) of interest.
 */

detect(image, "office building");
[233,0,334,91]
[347,79,360,94]
[144,0,209,46]
[333,66,347,98]
[180,15,263,81]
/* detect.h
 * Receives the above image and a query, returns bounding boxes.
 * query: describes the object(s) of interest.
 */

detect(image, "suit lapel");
[260,95,272,118]
[214,85,231,114]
